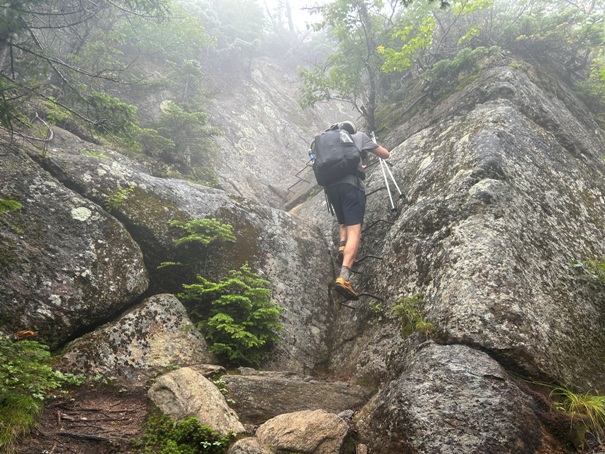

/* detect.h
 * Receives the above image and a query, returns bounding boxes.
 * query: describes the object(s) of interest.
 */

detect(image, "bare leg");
[339,225,347,244]
[342,224,361,269]
[335,223,362,300]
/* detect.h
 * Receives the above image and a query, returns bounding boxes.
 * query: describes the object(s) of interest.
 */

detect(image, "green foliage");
[297,65,336,109]
[158,217,234,272]
[140,413,235,454]
[212,377,229,395]
[137,127,176,157]
[211,377,235,404]
[392,293,435,338]
[511,4,602,65]
[179,264,283,367]
[0,199,22,215]
[0,0,172,132]
[379,0,495,77]
[422,46,500,84]
[65,28,128,86]
[543,383,605,447]
[576,54,605,119]
[0,79,29,130]
[120,5,207,65]
[379,16,436,73]
[298,0,605,124]
[169,60,207,109]
[104,185,135,213]
[370,302,384,315]
[145,101,218,178]
[43,99,72,126]
[157,261,182,270]
[169,218,237,248]
[573,259,605,283]
[0,338,84,450]
[86,92,139,136]
[298,0,398,129]
[189,166,219,189]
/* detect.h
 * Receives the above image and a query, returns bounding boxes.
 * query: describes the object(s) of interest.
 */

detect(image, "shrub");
[422,46,501,86]
[140,413,235,454]
[573,259,605,283]
[86,91,138,136]
[138,127,176,158]
[153,101,217,171]
[104,185,135,213]
[392,293,435,338]
[169,218,236,248]
[179,264,283,367]
[159,218,237,270]
[0,338,84,450]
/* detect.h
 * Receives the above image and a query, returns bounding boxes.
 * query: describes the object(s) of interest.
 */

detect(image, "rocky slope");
[3,54,605,453]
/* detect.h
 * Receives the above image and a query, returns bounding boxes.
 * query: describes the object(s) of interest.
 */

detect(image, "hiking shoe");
[336,245,345,265]
[334,277,359,300]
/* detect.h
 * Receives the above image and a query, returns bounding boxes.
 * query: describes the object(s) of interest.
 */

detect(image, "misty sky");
[262,0,326,29]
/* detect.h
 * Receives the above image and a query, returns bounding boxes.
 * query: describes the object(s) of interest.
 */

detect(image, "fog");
[262,0,326,29]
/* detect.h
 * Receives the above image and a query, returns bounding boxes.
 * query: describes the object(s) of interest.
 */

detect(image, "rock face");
[296,63,605,394]
[59,294,214,379]
[205,57,355,208]
[221,368,373,425]
[227,437,273,454]
[32,141,335,375]
[288,60,605,450]
[4,54,605,453]
[354,342,566,453]
[0,145,148,348]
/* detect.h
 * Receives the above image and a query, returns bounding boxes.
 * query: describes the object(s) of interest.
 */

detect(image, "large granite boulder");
[221,368,373,425]
[255,409,349,454]
[354,342,566,453]
[59,293,213,379]
[33,137,335,374]
[148,366,245,436]
[0,145,148,348]
[205,57,355,208]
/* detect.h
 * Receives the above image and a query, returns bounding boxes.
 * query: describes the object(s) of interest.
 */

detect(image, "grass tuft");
[544,383,605,447]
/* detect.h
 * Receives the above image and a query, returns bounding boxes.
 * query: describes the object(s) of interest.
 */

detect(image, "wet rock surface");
[6,57,605,453]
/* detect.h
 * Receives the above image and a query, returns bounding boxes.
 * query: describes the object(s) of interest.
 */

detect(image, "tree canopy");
[298,0,605,131]
[1,0,604,158]
[0,0,173,129]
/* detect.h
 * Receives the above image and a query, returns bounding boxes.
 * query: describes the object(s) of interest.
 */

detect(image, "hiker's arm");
[371,145,390,160]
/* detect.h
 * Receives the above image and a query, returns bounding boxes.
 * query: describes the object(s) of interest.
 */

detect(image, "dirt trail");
[15,384,149,454]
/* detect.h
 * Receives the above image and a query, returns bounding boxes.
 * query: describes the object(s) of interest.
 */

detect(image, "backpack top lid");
[332,121,356,134]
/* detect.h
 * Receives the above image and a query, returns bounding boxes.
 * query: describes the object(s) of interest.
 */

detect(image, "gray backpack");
[310,124,361,186]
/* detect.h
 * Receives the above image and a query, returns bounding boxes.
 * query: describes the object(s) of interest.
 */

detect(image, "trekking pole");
[371,131,404,211]
[379,157,396,211]
[382,158,404,199]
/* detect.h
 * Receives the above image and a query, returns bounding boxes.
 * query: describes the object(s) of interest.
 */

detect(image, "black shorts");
[325,183,366,226]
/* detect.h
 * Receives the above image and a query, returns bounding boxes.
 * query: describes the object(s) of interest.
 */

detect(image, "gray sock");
[340,266,352,282]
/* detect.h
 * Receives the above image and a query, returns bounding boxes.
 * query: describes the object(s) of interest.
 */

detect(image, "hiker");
[324,121,390,300]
